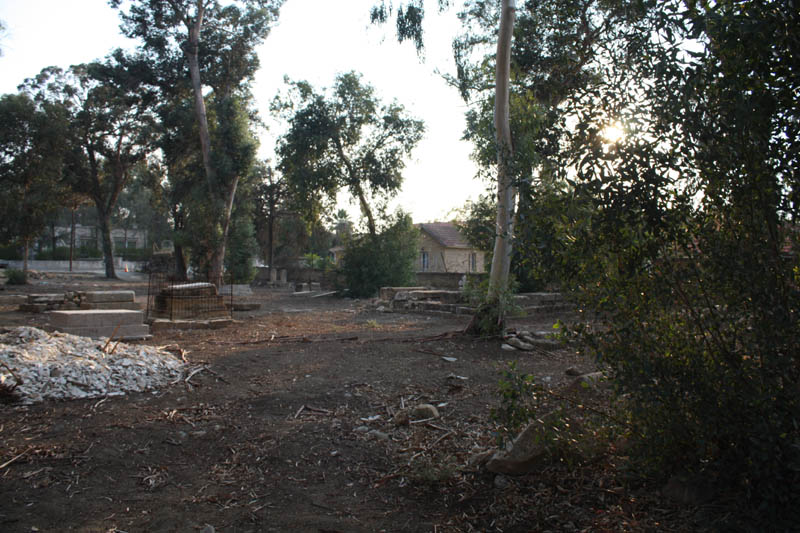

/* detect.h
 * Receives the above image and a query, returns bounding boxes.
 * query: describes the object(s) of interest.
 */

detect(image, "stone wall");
[414,271,487,290]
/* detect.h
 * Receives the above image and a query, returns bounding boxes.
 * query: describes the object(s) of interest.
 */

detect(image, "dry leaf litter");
[0,326,184,404]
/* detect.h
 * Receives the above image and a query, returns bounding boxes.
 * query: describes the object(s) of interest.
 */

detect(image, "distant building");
[327,221,487,274]
[44,224,149,252]
[417,222,485,273]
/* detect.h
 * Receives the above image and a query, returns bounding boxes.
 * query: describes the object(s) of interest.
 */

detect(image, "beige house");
[417,222,485,273]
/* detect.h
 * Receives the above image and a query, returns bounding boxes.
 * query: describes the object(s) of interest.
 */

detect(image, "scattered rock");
[501,343,516,351]
[392,410,410,426]
[467,449,493,468]
[569,371,607,391]
[493,474,512,489]
[486,412,577,475]
[353,425,370,433]
[367,429,389,441]
[564,366,582,376]
[411,403,439,421]
[506,336,535,351]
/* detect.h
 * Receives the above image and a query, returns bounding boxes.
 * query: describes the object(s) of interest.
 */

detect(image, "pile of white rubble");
[0,327,185,404]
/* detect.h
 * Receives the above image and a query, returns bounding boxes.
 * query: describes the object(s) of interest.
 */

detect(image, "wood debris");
[0,326,185,404]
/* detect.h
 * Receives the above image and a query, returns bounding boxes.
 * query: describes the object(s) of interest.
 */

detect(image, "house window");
[421,251,429,271]
[470,252,477,272]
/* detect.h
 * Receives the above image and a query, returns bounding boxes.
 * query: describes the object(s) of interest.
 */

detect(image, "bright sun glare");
[601,122,625,144]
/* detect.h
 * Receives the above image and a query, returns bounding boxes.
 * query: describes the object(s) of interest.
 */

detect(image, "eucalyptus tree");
[371,0,517,328]
[0,93,70,273]
[22,54,158,278]
[110,0,283,284]
[274,72,425,237]
[251,161,287,268]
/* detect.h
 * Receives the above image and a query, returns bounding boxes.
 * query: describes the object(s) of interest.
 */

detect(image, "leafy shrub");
[341,211,419,298]
[225,212,258,284]
[117,248,152,262]
[0,245,22,260]
[5,268,27,285]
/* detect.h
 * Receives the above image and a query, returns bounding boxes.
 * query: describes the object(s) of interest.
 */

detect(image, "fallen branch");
[102,324,122,353]
[0,446,32,470]
[0,361,23,390]
[183,366,207,385]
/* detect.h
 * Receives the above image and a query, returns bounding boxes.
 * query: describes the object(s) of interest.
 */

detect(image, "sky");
[0,0,490,225]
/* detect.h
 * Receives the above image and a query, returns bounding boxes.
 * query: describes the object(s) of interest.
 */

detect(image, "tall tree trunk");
[487,0,517,302]
[22,238,30,275]
[69,208,75,272]
[208,176,239,286]
[185,6,215,194]
[173,244,189,281]
[97,208,117,279]
[267,202,275,268]
[353,182,377,237]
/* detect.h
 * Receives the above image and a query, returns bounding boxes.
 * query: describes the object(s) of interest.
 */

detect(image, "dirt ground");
[0,273,698,532]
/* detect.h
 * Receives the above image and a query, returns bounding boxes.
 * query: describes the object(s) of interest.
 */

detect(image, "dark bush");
[5,268,27,285]
[341,212,419,298]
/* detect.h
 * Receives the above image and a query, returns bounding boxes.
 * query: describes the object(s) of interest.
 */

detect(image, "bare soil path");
[0,274,695,532]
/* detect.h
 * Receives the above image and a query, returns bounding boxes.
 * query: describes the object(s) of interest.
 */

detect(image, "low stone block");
[28,294,65,304]
[19,303,49,313]
[81,290,136,303]
[379,287,427,301]
[49,309,144,328]
[54,323,151,340]
[0,295,27,306]
[220,284,253,296]
[149,318,232,332]
[80,301,142,311]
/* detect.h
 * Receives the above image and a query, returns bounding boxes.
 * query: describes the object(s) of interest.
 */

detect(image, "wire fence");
[145,257,233,322]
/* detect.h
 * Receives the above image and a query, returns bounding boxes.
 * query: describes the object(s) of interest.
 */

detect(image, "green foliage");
[0,245,22,260]
[274,72,424,235]
[0,93,69,249]
[5,269,27,285]
[465,277,519,336]
[511,0,800,525]
[34,247,71,261]
[491,361,545,446]
[225,211,258,284]
[35,245,104,260]
[453,194,495,264]
[341,211,419,298]
[302,253,333,271]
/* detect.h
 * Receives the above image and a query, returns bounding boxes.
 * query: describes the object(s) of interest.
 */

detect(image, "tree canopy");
[110,0,283,283]
[274,72,425,236]
[0,93,69,272]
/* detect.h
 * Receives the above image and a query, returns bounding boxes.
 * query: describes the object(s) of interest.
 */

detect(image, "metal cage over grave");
[145,255,233,322]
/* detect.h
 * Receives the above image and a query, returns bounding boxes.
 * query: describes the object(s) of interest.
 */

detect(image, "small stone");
[493,474,512,489]
[201,525,215,533]
[411,403,439,420]
[501,343,516,351]
[392,410,410,426]
[507,337,534,351]
[565,366,582,376]
[367,430,389,441]
[353,425,370,433]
